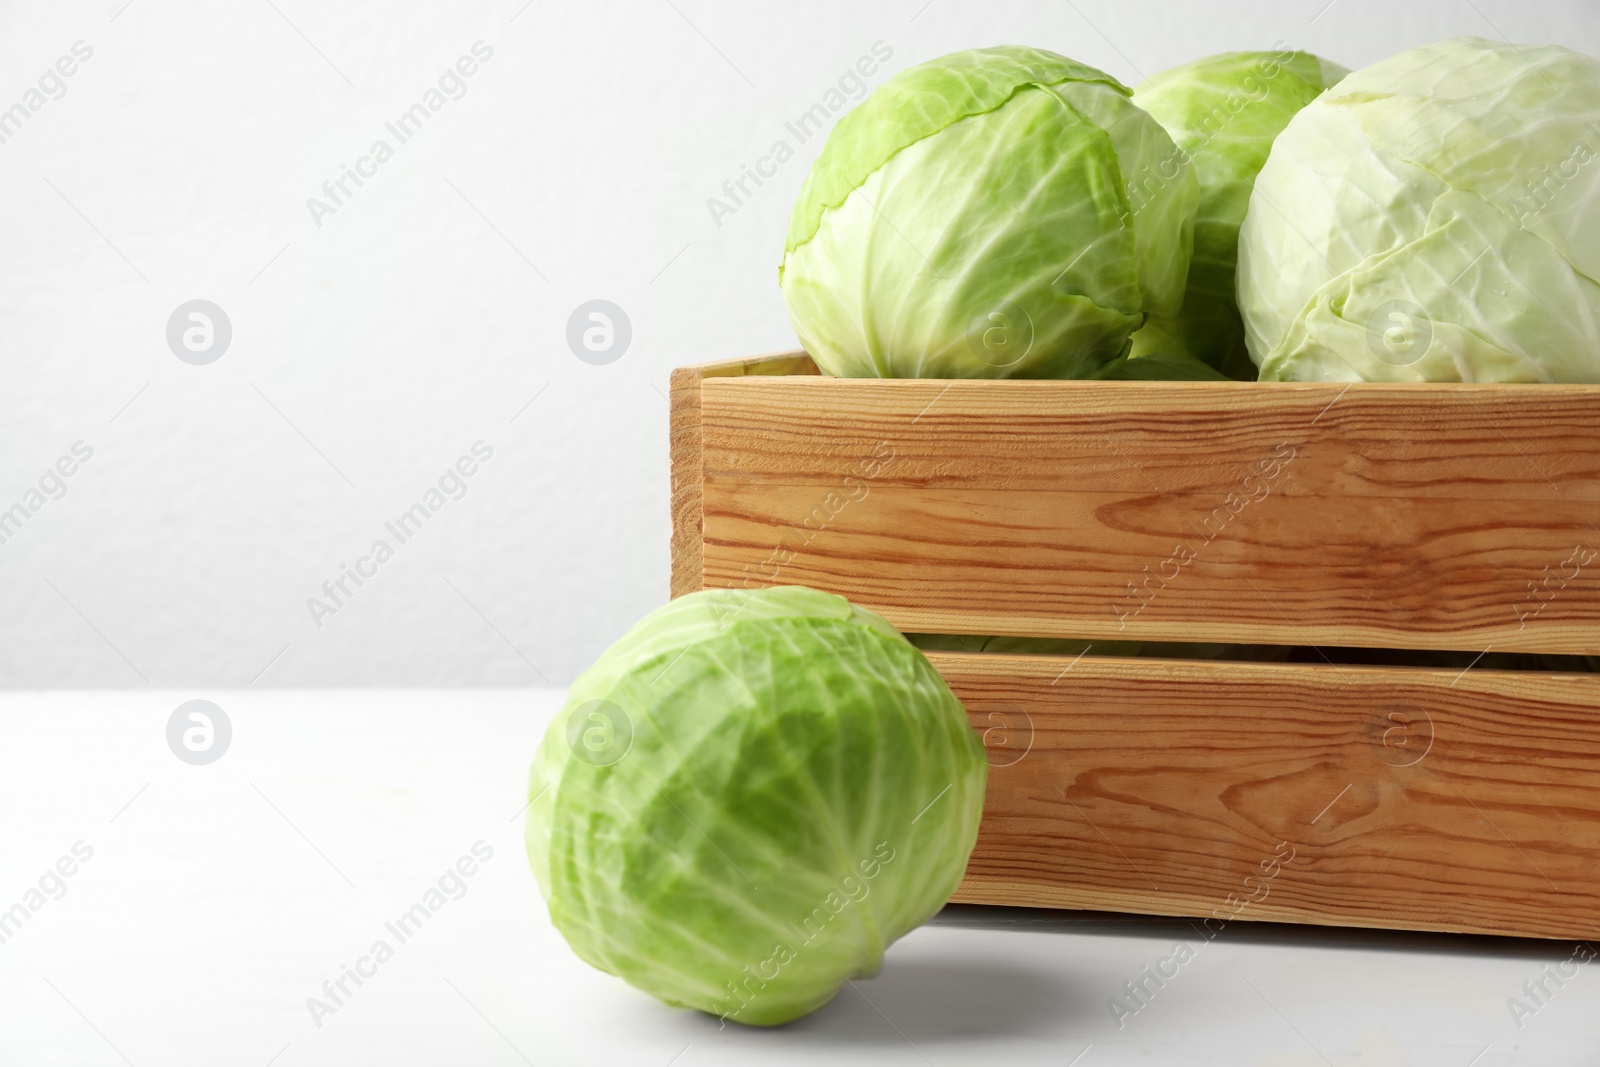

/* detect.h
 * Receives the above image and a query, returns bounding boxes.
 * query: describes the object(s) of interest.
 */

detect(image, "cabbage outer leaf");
[1239,37,1600,382]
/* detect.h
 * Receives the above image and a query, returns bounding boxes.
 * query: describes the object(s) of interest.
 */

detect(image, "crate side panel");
[931,652,1600,940]
[702,483,1600,650]
[700,377,1600,653]
[701,377,1600,498]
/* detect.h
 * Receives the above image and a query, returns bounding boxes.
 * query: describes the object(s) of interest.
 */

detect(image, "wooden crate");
[669,351,1600,941]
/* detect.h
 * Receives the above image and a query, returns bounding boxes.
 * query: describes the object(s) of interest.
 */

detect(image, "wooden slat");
[933,651,1600,940]
[668,353,818,598]
[698,374,1600,653]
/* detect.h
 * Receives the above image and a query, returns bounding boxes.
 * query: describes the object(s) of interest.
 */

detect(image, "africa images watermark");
[1507,120,1600,225]
[1124,42,1297,216]
[1507,942,1596,1030]
[1376,124,1600,366]
[1512,540,1595,629]
[699,439,896,636]
[305,442,494,628]
[306,840,495,1028]
[0,841,95,948]
[167,700,232,766]
[0,441,95,549]
[306,41,494,229]
[1107,840,1297,1029]
[706,40,894,229]
[1112,442,1296,629]
[0,40,94,147]
[714,840,898,1024]
[734,440,895,589]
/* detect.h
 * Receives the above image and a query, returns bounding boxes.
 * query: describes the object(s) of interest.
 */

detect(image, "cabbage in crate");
[525,586,987,1025]
[1128,50,1348,380]
[1239,37,1600,382]
[780,45,1198,378]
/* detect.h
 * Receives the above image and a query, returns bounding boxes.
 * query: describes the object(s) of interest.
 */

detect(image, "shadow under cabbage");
[692,954,1094,1042]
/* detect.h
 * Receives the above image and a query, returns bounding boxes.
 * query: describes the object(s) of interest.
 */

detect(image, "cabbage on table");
[526,586,987,1026]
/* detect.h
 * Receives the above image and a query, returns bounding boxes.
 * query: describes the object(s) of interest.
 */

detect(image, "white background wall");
[2,0,1596,687]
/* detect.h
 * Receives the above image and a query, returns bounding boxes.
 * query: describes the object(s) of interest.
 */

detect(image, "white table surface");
[1,690,1594,1067]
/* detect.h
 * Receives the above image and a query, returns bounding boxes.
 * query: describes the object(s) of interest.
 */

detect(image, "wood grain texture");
[696,368,1600,652]
[669,353,819,598]
[932,651,1600,940]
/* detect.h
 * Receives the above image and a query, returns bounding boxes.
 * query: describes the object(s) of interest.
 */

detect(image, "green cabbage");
[1105,351,1232,381]
[526,586,987,1026]
[1238,37,1600,382]
[780,45,1197,379]
[1128,50,1348,380]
